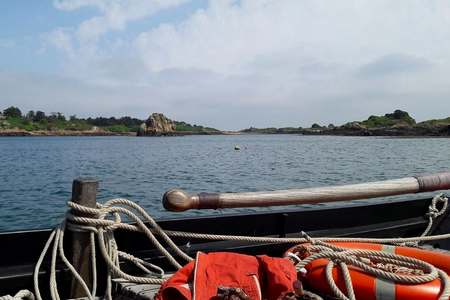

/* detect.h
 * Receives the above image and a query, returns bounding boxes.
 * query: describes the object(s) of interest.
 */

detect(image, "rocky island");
[137,113,176,136]
[137,113,221,136]
[0,106,221,136]
[241,110,450,137]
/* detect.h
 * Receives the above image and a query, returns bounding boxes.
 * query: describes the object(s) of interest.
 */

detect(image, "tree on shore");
[0,106,218,133]
[26,110,35,120]
[48,112,66,122]
[3,106,22,118]
[33,111,46,122]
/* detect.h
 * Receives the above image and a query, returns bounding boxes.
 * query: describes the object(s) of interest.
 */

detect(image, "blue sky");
[0,1,78,73]
[1,0,450,130]
[0,1,207,73]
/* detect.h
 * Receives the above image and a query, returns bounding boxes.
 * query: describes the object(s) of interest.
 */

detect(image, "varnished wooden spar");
[163,172,450,211]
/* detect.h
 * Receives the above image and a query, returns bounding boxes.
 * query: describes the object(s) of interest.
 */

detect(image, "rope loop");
[416,193,450,242]
[29,193,450,300]
[34,198,194,300]
[292,240,450,300]
[427,193,448,218]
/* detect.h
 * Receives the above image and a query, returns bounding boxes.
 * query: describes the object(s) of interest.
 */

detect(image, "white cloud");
[53,0,189,42]
[357,54,432,78]
[0,39,15,49]
[45,28,75,57]
[27,0,450,128]
[134,0,450,74]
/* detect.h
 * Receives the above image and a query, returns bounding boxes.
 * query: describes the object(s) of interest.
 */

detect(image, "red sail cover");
[155,252,297,300]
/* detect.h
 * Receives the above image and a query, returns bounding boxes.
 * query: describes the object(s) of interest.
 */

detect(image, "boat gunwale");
[0,195,441,237]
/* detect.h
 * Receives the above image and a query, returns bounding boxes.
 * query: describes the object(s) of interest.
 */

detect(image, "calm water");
[0,135,449,232]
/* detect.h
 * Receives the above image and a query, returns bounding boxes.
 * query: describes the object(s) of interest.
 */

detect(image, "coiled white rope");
[34,198,196,300]
[291,235,450,300]
[24,193,450,300]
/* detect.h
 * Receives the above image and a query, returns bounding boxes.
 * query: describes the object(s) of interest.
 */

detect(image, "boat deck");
[1,196,450,299]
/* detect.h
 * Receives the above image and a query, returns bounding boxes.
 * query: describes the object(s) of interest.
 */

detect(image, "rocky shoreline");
[0,111,225,137]
[242,110,450,137]
[0,129,136,137]
[0,129,227,137]
[301,126,450,137]
[242,124,450,137]
[249,129,450,137]
[5,126,449,137]
[2,110,450,137]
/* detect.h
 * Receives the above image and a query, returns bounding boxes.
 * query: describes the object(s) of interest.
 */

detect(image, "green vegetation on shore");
[174,121,220,133]
[241,110,450,136]
[0,106,142,133]
[241,127,302,134]
[418,117,450,127]
[2,106,450,137]
[0,106,218,134]
[361,110,416,128]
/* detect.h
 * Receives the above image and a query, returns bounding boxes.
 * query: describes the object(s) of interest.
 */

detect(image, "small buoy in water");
[234,145,241,150]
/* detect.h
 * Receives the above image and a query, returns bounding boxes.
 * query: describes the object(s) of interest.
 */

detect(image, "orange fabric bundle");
[155,252,297,300]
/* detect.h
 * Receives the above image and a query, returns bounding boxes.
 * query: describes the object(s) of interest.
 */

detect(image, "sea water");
[1,135,449,231]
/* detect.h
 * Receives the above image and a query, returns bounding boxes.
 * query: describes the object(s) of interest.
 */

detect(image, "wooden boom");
[162,172,450,212]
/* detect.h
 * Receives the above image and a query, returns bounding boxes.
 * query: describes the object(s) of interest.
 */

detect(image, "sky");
[1,0,450,130]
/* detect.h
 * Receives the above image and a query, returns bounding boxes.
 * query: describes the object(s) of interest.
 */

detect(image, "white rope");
[291,236,450,300]
[34,222,94,300]
[421,193,448,238]
[0,290,34,300]
[28,193,449,300]
[33,199,194,300]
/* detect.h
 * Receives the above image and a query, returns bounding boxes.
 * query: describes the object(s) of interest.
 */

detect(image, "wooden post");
[70,177,99,298]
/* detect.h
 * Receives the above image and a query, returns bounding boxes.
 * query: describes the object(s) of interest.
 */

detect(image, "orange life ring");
[285,242,450,300]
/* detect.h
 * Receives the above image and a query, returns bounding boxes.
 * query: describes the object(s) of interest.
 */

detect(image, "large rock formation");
[341,121,366,130]
[137,113,176,136]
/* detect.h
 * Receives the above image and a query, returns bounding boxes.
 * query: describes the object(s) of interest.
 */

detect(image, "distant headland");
[0,107,221,136]
[1,106,449,137]
[241,110,450,137]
